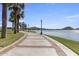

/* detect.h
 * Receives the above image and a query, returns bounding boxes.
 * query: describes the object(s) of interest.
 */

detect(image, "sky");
[0,3,79,29]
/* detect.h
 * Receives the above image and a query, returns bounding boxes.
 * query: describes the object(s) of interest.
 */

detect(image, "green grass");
[0,29,24,47]
[47,35,79,55]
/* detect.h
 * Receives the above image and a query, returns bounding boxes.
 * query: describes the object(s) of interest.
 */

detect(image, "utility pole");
[40,19,43,35]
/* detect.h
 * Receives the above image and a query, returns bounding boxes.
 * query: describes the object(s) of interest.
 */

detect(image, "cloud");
[64,14,79,22]
[65,14,79,19]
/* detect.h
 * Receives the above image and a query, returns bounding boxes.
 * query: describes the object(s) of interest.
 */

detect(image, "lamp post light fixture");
[40,19,43,35]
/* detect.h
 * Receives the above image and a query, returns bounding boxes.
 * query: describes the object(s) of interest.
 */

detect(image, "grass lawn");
[0,29,24,47]
[47,35,79,55]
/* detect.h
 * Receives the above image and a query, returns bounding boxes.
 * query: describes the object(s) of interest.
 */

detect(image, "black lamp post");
[40,19,43,35]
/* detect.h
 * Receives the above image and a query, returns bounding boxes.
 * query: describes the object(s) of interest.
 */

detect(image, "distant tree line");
[28,26,79,30]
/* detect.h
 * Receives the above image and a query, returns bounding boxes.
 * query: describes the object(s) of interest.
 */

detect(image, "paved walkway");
[1,32,77,56]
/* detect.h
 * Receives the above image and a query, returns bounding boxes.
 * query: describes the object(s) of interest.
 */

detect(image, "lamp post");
[40,19,43,35]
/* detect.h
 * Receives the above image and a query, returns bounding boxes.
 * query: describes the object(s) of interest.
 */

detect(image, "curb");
[43,35,78,56]
[0,32,27,55]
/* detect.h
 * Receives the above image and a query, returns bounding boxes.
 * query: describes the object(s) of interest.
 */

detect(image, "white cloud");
[65,14,79,19]
[64,14,79,22]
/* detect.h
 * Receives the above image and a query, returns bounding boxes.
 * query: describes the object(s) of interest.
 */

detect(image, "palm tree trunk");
[14,16,17,34]
[17,18,19,32]
[17,17,19,32]
[14,8,17,34]
[1,3,7,38]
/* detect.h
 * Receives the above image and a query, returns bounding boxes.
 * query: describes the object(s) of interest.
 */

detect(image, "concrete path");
[1,32,78,56]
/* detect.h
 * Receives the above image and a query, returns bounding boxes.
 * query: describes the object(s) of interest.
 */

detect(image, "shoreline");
[70,30,79,33]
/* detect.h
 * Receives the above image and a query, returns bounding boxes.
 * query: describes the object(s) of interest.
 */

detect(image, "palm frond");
[9,11,15,22]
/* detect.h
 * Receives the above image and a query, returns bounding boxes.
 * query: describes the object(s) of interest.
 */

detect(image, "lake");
[35,30,79,41]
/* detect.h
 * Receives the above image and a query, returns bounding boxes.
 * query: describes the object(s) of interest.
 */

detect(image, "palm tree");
[9,10,24,32]
[19,22,27,31]
[17,11,24,32]
[8,4,18,34]
[1,3,7,38]
[8,3,24,34]
[16,4,24,32]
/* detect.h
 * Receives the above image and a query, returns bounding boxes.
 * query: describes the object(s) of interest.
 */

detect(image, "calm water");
[35,30,79,41]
